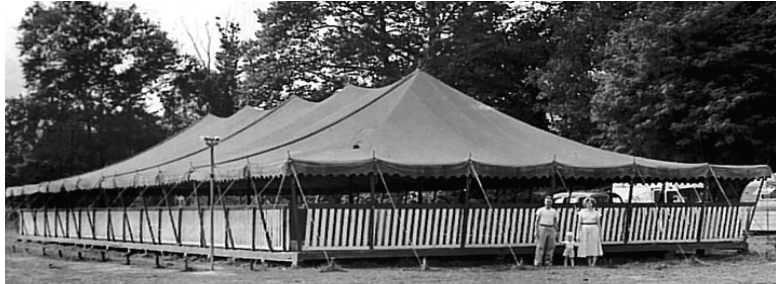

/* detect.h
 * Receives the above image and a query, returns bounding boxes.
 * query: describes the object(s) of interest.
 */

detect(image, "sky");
[3,1,271,99]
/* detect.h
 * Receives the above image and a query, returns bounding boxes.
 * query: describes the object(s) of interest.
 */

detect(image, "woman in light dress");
[576,197,603,266]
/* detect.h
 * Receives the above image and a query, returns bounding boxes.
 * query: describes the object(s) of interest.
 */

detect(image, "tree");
[9,2,178,186]
[153,17,242,130]
[531,2,638,143]
[243,1,552,127]
[593,2,776,168]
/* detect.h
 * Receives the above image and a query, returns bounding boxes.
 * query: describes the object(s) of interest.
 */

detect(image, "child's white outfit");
[562,240,576,258]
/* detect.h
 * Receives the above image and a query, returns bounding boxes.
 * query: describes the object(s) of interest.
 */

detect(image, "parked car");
[552,191,623,206]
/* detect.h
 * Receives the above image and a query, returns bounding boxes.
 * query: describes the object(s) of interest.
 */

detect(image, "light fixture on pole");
[202,135,220,271]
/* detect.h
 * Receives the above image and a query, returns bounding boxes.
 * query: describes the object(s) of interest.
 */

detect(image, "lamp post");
[202,135,220,271]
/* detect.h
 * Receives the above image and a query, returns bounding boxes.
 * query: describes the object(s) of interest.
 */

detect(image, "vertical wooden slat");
[411,208,420,247]
[310,208,319,248]
[391,208,399,247]
[342,208,351,247]
[503,208,512,244]
[439,208,448,246]
[370,209,379,247]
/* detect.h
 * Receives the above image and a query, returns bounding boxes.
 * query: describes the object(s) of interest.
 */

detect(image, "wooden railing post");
[53,207,59,238]
[91,208,97,240]
[252,206,257,251]
[32,209,38,236]
[224,207,230,249]
[289,173,301,251]
[139,209,144,243]
[368,174,376,250]
[622,174,636,245]
[177,207,183,246]
[43,206,48,238]
[460,174,471,249]
[697,178,710,243]
[157,208,163,244]
[122,207,127,242]
[76,209,82,239]
[697,204,706,243]
[106,207,112,241]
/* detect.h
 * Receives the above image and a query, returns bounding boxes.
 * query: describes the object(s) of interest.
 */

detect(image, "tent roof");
[6,70,772,196]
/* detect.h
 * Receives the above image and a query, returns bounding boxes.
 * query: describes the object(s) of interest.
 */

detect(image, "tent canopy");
[7,71,772,196]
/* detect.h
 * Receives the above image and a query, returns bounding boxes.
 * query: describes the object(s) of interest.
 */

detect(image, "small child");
[561,232,577,267]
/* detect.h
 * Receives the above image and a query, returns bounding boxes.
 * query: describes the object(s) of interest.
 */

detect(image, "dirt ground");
[5,232,776,284]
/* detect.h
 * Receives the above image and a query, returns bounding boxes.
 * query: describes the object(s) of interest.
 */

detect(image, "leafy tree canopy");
[243,1,553,127]
[593,2,776,168]
[7,2,178,186]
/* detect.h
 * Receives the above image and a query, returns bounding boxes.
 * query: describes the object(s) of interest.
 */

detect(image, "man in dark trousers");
[534,195,559,266]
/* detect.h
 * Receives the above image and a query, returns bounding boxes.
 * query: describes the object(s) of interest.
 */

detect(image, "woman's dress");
[577,209,603,257]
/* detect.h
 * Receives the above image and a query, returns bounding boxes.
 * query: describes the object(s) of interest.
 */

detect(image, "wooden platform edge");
[16,235,299,264]
[17,235,747,264]
[297,242,748,261]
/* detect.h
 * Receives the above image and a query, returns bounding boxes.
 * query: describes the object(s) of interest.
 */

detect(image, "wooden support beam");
[160,186,181,245]
[139,192,156,244]
[107,207,114,241]
[193,181,205,248]
[216,181,237,249]
[368,174,376,250]
[76,209,82,239]
[250,178,275,252]
[460,172,471,249]
[697,178,711,243]
[88,208,96,240]
[289,172,300,251]
[157,208,162,244]
[252,206,257,251]
[623,165,636,245]
[177,207,182,246]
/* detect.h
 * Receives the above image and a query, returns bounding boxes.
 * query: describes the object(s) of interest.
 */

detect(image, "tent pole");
[708,166,733,206]
[288,163,301,251]
[191,181,205,247]
[697,178,709,243]
[368,173,376,250]
[460,166,471,249]
[102,187,112,208]
[418,184,424,204]
[623,162,637,245]
[551,168,557,193]
[660,182,667,204]
[273,174,286,209]
[348,177,355,204]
